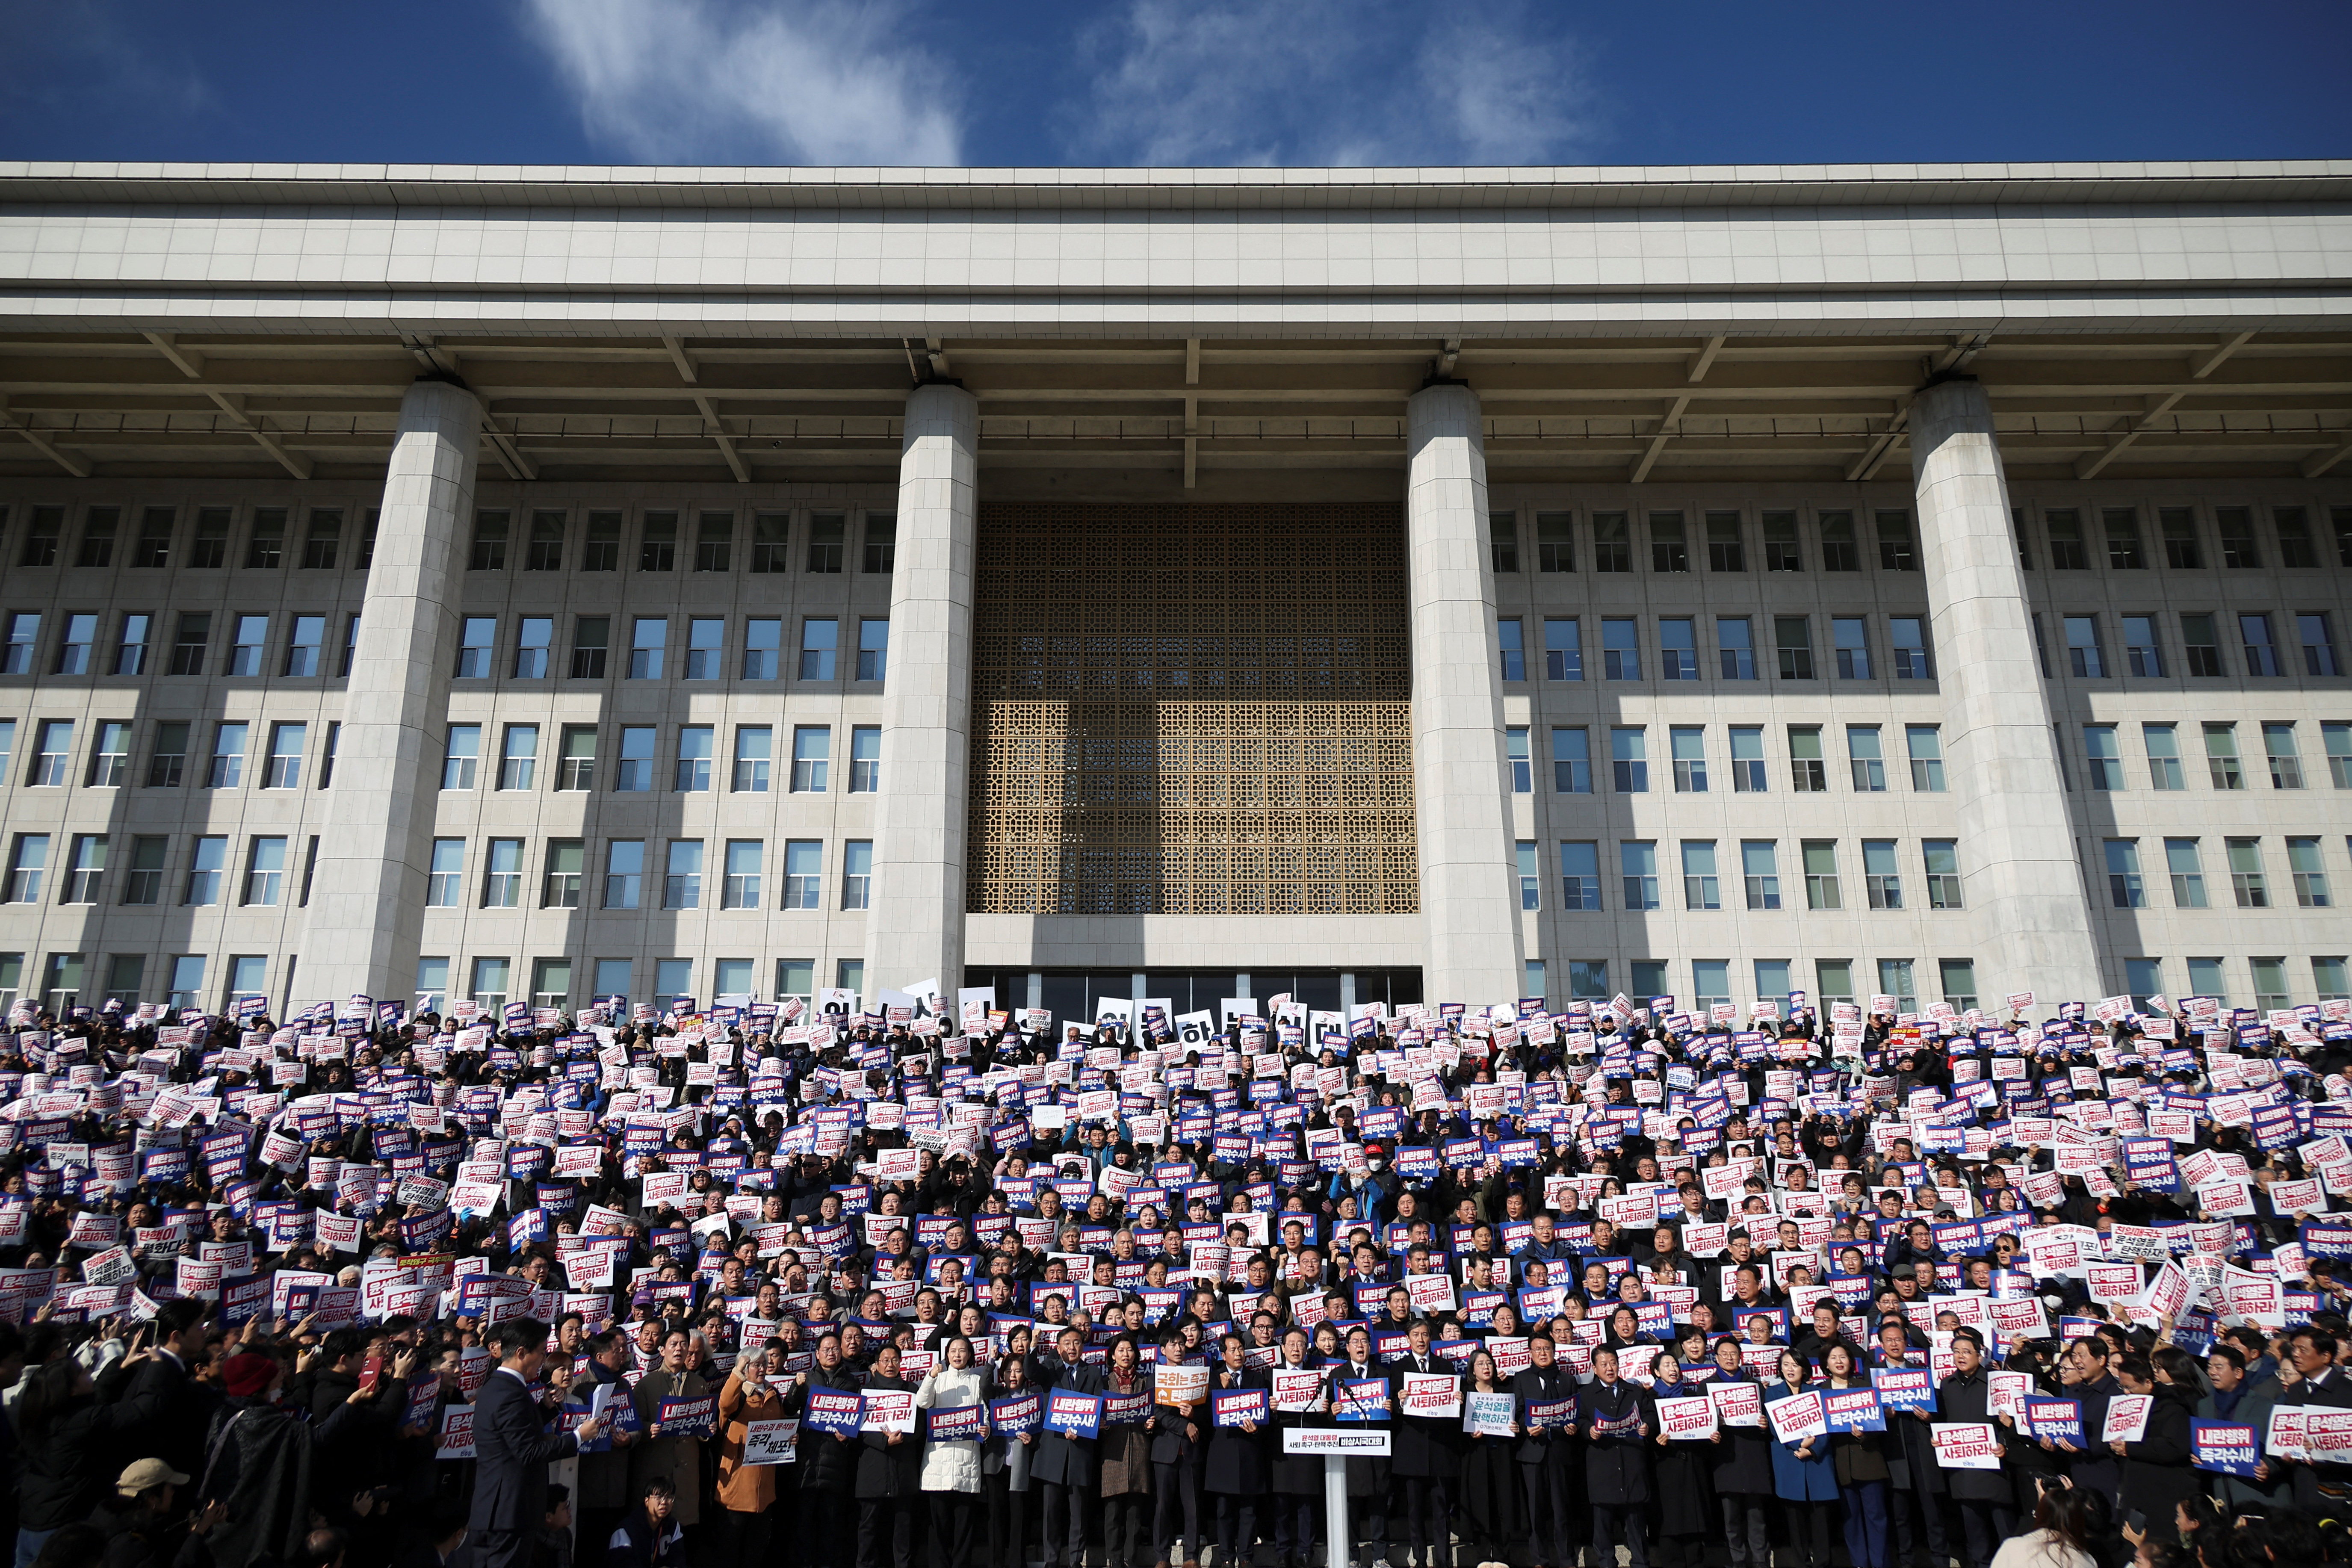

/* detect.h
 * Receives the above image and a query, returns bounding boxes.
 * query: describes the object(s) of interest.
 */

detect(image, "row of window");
[2095,835,2349,913]
[1504,722,1946,796]
[0,951,275,1015]
[3,717,332,791]
[4,831,313,909]
[1516,836,1965,914]
[1495,612,1935,685]
[2113,956,2352,1012]
[1530,956,1983,1015]
[0,610,891,686]
[2036,610,2340,681]
[1484,504,2352,576]
[2072,720,2352,793]
[435,722,878,796]
[3,503,898,577]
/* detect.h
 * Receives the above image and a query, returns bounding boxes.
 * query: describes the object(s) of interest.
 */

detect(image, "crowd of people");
[1,976,2351,1568]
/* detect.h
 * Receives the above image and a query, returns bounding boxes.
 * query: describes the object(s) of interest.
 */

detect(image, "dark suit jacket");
[1031,1363,1106,1487]
[467,1368,578,1534]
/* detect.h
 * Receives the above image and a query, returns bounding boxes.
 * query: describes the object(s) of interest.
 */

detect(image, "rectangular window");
[263,722,305,789]
[2289,837,2331,908]
[341,614,359,677]
[2205,723,2243,788]
[1874,509,1916,570]
[1938,959,1978,1012]
[2165,839,2209,907]
[543,839,583,908]
[512,616,552,679]
[86,722,130,788]
[1773,616,1814,680]
[2264,722,2304,789]
[1924,840,1963,909]
[469,511,508,570]
[2015,509,2036,569]
[1693,960,1731,1012]
[2105,839,2145,908]
[603,840,644,909]
[2276,507,2318,568]
[1890,617,1933,679]
[245,508,287,570]
[468,957,511,1011]
[206,721,247,788]
[750,511,789,573]
[863,513,896,573]
[1591,511,1631,573]
[628,617,666,679]
[2121,614,2163,677]
[1716,616,1755,679]
[1814,958,1854,1002]
[2228,837,2268,907]
[1863,839,1903,909]
[2315,957,2350,1002]
[800,618,838,679]
[744,617,782,679]
[122,835,165,906]
[238,835,285,907]
[1906,726,1946,791]
[1536,511,1574,572]
[532,958,573,1010]
[615,727,655,791]
[2185,956,2228,1003]
[2181,613,2223,676]
[357,509,378,569]
[1548,726,1592,794]
[1848,726,1885,791]
[807,513,845,572]
[1789,726,1826,792]
[1649,511,1687,572]
[526,509,565,571]
[2084,725,2124,790]
[183,835,225,906]
[2252,957,2291,1013]
[1670,726,1708,792]
[114,613,150,676]
[227,614,267,677]
[556,726,597,791]
[1819,510,1859,572]
[17,508,61,567]
[6,836,49,903]
[1620,841,1658,910]
[1512,840,1540,909]
[133,507,174,568]
[1741,840,1780,910]
[2160,507,2202,568]
[490,724,535,791]
[791,726,830,792]
[54,613,95,675]
[850,726,881,793]
[694,511,733,572]
[2328,721,2352,789]
[582,511,621,572]
[1754,958,1792,999]
[146,721,188,788]
[60,834,105,904]
[686,618,725,679]
[274,614,323,679]
[776,958,815,998]
[723,840,764,909]
[857,618,890,682]
[164,954,207,1010]
[1706,511,1744,572]
[1489,511,1519,573]
[1633,961,1670,999]
[1601,617,1639,680]
[638,511,677,571]
[188,507,229,568]
[2046,508,2088,570]
[2216,506,2260,567]
[1497,618,1525,682]
[570,616,609,679]
[1558,842,1600,910]
[1877,960,1918,1014]
[733,726,772,792]
[440,725,479,790]
[674,725,713,792]
[2240,613,2281,677]
[453,616,494,679]
[1762,509,1802,571]
[425,839,464,907]
[1542,617,1582,680]
[663,839,703,909]
[784,840,824,909]
[2124,957,2166,1009]
[1803,840,1841,909]
[1610,727,1648,793]
[2102,508,2146,569]
[2030,613,2051,678]
[1504,727,1531,794]
[2064,615,2106,678]
[1658,617,1697,681]
[1830,616,1870,679]
[29,720,72,787]
[2302,612,2341,677]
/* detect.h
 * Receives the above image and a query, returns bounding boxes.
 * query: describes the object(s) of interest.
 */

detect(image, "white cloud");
[1073,0,1597,166]
[520,0,961,166]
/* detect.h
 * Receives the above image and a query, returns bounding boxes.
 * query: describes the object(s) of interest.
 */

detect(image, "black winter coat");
[19,1374,165,1531]
[1934,1367,2014,1502]
[854,1373,923,1500]
[1578,1377,1653,1507]
[1386,1355,1463,1481]
[800,1365,864,1494]
[1202,1366,1271,1496]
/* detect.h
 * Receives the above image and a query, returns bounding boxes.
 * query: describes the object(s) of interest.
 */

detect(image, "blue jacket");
[1763,1382,1837,1501]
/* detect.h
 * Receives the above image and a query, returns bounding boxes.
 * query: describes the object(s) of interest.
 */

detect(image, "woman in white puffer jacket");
[914,1334,991,1568]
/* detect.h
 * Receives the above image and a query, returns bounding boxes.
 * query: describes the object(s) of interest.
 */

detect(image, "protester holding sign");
[1580,1347,1653,1568]
[981,1352,1038,1568]
[1204,1333,1271,1568]
[857,1342,924,1568]
[1644,1351,1713,1568]
[1766,1350,1837,1568]
[1267,1326,1327,1568]
[1032,1326,1105,1568]
[1820,1345,1891,1568]
[913,1336,990,1568]
[1937,1332,2018,1568]
[710,1350,790,1568]
[1093,1335,1154,1568]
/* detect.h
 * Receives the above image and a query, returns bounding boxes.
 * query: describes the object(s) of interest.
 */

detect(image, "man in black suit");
[1511,1333,1578,1568]
[470,1317,609,1568]
[1388,1320,1462,1568]
[1032,1325,1107,1568]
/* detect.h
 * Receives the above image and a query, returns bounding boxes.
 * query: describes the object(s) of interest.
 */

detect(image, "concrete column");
[864,384,978,998]
[1910,378,2100,1006]
[302,379,480,1007]
[1405,384,1526,1005]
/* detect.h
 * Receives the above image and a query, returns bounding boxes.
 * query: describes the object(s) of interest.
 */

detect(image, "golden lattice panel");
[967,505,1419,915]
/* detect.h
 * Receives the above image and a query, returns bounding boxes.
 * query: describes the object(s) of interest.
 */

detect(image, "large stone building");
[0,160,2346,1025]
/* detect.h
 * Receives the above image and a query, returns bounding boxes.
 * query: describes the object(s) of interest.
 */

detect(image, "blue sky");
[3,0,2346,169]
